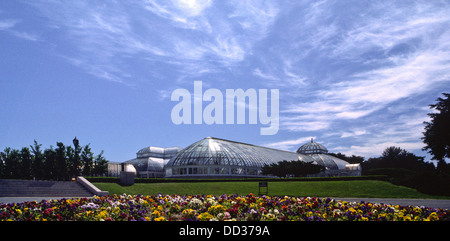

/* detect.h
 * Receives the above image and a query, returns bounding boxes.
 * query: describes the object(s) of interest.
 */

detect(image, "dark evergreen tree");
[0,150,5,178]
[1,138,108,180]
[30,140,45,180]
[43,146,57,180]
[55,142,67,180]
[422,93,450,161]
[361,146,433,174]
[328,152,365,164]
[5,149,21,179]
[20,147,33,179]
[261,160,324,177]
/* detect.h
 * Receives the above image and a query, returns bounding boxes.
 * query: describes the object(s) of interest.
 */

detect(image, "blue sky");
[1,0,449,163]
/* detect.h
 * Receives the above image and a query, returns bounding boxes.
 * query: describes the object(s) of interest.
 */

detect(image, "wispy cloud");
[280,1,450,128]
[6,0,449,159]
[264,136,315,152]
[23,0,281,85]
[0,18,39,41]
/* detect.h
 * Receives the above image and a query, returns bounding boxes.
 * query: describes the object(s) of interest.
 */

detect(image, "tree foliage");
[361,146,434,173]
[0,138,108,181]
[328,152,365,164]
[261,160,325,177]
[361,146,450,196]
[422,93,450,161]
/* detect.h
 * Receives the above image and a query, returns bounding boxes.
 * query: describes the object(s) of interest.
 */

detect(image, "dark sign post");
[258,181,268,195]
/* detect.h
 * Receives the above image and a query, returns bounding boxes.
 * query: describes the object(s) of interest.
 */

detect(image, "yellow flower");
[15,209,22,215]
[265,213,276,220]
[154,216,165,221]
[152,210,161,217]
[413,207,422,214]
[98,210,108,220]
[208,204,226,214]
[428,212,439,221]
[198,212,213,221]
[144,217,150,221]
[348,207,356,215]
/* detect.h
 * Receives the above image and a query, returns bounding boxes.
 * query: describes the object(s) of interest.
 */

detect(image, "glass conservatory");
[297,138,361,176]
[165,137,317,178]
[122,137,361,178]
[125,146,181,178]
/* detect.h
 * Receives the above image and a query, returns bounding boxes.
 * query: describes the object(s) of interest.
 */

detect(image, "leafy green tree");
[1,138,108,180]
[81,144,94,176]
[422,93,450,161]
[93,150,108,176]
[361,146,434,174]
[328,152,365,164]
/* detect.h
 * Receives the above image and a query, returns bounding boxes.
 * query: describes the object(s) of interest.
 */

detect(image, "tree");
[0,150,5,178]
[30,140,45,180]
[361,146,433,174]
[93,150,108,176]
[1,138,108,180]
[43,146,57,180]
[261,160,325,177]
[422,93,450,161]
[4,148,21,179]
[81,144,94,176]
[55,142,67,180]
[68,137,82,178]
[20,147,33,179]
[328,152,365,164]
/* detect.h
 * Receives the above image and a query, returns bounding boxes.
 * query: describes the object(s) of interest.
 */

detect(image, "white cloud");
[0,19,17,30]
[253,68,279,81]
[206,36,245,62]
[0,18,39,41]
[282,21,450,133]
[340,130,367,138]
[264,136,314,151]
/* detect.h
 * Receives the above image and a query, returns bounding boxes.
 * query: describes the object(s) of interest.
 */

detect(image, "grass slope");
[93,180,447,199]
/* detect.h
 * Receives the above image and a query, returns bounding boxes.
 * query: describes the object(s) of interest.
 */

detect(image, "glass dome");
[296,138,328,154]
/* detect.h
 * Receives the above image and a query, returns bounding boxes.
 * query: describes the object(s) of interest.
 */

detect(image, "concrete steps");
[0,179,94,197]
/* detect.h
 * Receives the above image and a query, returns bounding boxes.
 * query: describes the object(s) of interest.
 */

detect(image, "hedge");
[85,175,388,184]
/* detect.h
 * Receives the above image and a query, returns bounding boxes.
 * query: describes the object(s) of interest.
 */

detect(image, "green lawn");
[93,180,448,199]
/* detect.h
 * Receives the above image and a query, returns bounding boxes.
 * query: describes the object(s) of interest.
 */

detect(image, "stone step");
[0,179,94,197]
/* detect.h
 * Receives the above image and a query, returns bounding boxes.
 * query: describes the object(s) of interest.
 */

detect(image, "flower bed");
[1,194,449,221]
